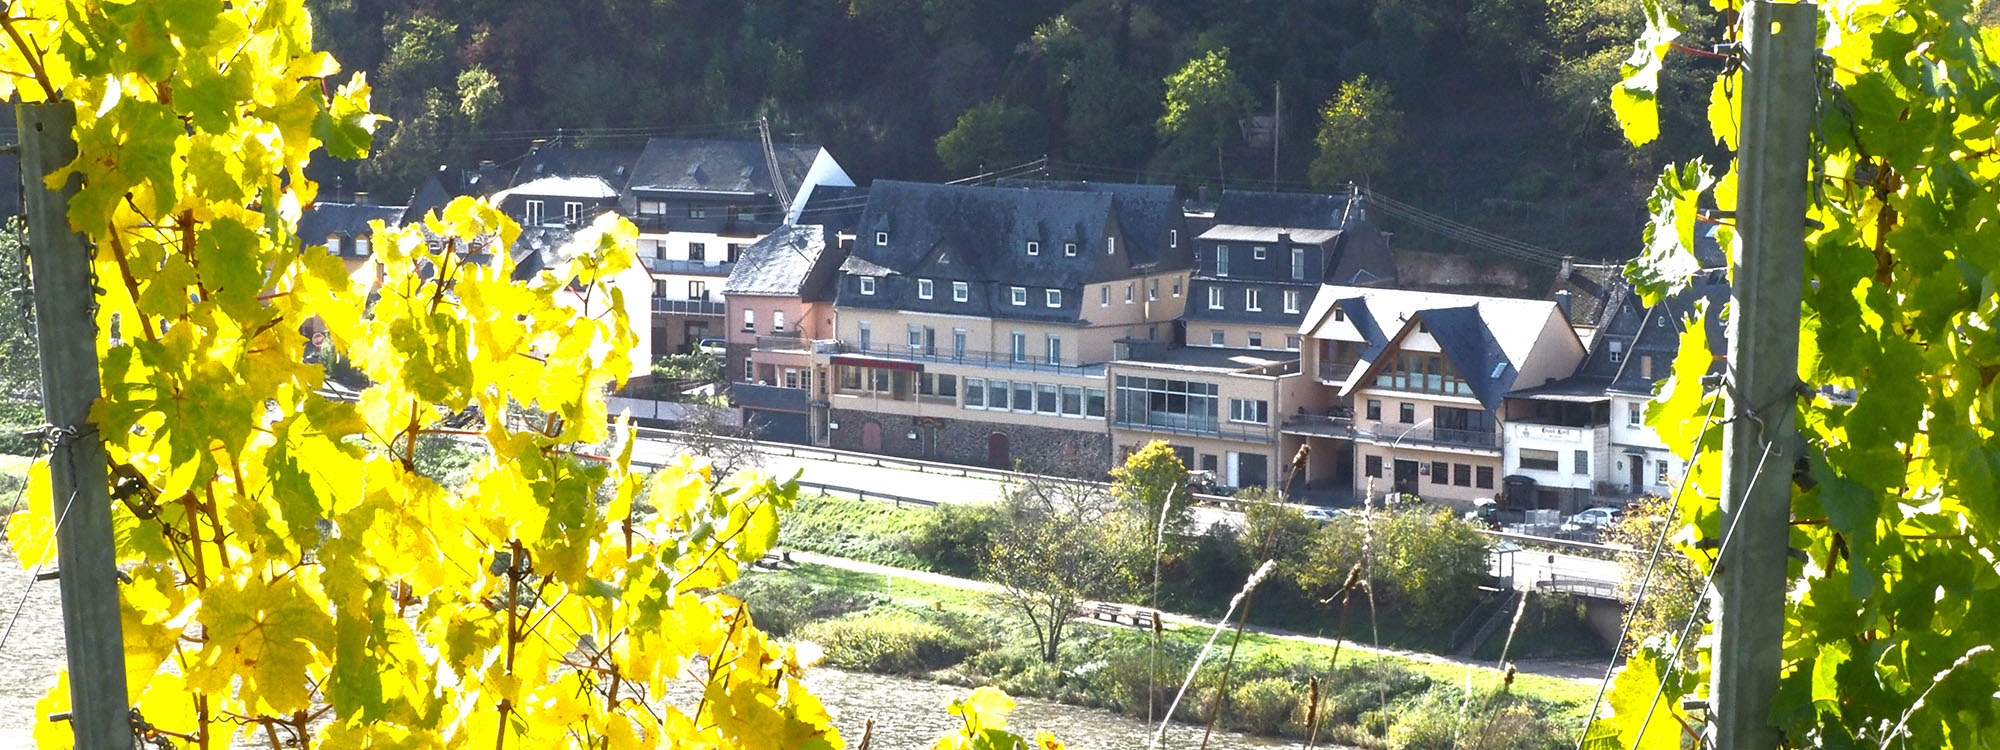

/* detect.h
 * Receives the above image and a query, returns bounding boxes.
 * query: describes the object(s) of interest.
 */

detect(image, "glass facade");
[1114,376,1220,433]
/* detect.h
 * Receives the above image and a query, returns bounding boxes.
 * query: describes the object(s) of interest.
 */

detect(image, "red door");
[862,422,882,453]
[988,432,1010,469]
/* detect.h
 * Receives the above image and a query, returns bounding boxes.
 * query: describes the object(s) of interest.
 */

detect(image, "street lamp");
[1385,417,1433,503]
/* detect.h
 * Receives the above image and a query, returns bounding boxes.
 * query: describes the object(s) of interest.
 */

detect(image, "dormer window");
[1490,362,1507,378]
[326,235,343,256]
[1027,241,1040,256]
[1609,339,1625,364]
[1170,229,1179,247]
[860,277,877,295]
[689,207,707,219]
[953,281,969,302]
[918,279,934,300]
[1105,237,1115,255]
[1011,286,1027,305]
[876,231,889,246]
[355,236,372,256]
[1253,246,1267,260]
[524,200,544,226]
[1216,246,1230,276]
[564,201,583,224]
[1046,289,1062,307]
[1064,242,1077,256]
[1334,307,1346,322]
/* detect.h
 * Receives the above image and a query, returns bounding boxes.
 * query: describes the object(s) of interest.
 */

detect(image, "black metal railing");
[651,298,726,315]
[1111,418,1274,444]
[642,257,736,276]
[1281,413,1356,438]
[830,342,1106,375]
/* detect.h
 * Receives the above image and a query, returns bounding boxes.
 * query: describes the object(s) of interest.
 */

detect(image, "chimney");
[1558,255,1574,281]
[1554,289,1573,318]
[1277,231,1291,247]
[352,191,371,206]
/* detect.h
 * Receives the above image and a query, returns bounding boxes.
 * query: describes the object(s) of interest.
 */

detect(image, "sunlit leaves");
[1609,0,1685,145]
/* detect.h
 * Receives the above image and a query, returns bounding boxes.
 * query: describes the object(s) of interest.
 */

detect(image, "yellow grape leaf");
[5,459,55,568]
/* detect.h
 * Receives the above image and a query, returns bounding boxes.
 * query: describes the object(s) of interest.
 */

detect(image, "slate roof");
[1547,261,1625,329]
[996,179,1187,268]
[511,146,641,190]
[725,224,836,297]
[1524,223,1729,401]
[793,185,869,234]
[490,176,621,202]
[1214,190,1351,229]
[1199,224,1343,244]
[1300,286,1571,410]
[1116,346,1297,374]
[625,138,820,197]
[299,203,406,247]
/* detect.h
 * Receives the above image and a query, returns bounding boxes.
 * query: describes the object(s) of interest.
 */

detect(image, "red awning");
[829,355,922,372]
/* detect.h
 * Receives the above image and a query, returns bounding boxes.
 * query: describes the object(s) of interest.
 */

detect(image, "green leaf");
[1610,0,1685,146]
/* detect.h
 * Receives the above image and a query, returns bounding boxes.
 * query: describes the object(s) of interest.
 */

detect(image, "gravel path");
[0,539,67,747]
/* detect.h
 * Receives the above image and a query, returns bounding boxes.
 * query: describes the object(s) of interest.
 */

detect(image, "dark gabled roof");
[625,138,820,197]
[1418,306,1519,408]
[1548,262,1624,329]
[794,185,869,234]
[1302,286,1572,410]
[725,224,835,297]
[843,180,1113,283]
[997,179,1187,268]
[1213,190,1351,230]
[299,203,406,243]
[511,146,642,190]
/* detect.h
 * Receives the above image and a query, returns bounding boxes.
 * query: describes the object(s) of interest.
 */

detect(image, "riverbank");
[727,561,1595,749]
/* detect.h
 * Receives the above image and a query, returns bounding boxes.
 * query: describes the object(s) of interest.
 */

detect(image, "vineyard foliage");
[0,2,1040,748]
[1604,0,2000,746]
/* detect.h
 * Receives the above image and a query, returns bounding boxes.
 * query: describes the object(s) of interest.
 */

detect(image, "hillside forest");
[308,0,1775,260]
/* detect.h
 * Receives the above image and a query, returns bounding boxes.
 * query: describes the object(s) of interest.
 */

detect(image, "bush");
[777,494,926,568]
[898,502,998,577]
[1228,677,1304,735]
[0,400,42,456]
[795,613,972,675]
[724,576,886,637]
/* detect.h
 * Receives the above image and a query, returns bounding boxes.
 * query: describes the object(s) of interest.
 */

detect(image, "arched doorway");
[862,422,883,453]
[987,432,1010,469]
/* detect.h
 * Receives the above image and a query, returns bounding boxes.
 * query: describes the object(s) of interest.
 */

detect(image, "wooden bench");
[753,550,794,569]
[1081,602,1160,630]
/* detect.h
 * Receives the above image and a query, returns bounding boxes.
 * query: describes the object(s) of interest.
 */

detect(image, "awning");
[830,355,922,372]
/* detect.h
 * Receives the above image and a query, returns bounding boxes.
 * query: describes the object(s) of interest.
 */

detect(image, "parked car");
[696,338,727,356]
[1301,506,1340,524]
[1186,470,1220,495]
[1565,506,1624,528]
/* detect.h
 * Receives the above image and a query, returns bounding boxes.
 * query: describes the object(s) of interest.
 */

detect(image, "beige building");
[1287,285,1585,508]
[1105,344,1311,489]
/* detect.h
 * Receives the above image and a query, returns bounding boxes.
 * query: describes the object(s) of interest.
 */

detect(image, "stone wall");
[827,408,1112,477]
[1394,249,1536,296]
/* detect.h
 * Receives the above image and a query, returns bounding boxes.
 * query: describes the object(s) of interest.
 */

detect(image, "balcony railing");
[643,257,736,276]
[1281,413,1356,439]
[1319,360,1358,383]
[651,298,726,316]
[754,333,812,352]
[1366,424,1500,450]
[1111,418,1275,444]
[630,214,767,237]
[829,342,1107,376]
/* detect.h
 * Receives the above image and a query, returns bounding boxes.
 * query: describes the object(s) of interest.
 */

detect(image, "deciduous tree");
[1309,74,1403,188]
[1157,48,1252,181]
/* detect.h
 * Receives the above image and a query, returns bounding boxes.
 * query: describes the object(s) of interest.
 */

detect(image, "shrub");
[898,502,998,577]
[724,576,886,637]
[777,494,926,568]
[795,613,972,675]
[1229,677,1303,735]
[0,400,42,457]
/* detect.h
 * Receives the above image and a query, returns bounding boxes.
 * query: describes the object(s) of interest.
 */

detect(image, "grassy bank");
[727,563,1591,748]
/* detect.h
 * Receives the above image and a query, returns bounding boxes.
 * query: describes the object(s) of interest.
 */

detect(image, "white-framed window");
[1248,332,1263,348]
[1286,334,1302,350]
[1216,245,1231,276]
[859,277,877,295]
[688,280,707,300]
[690,242,707,261]
[743,358,753,382]
[918,279,934,299]
[1628,402,1643,426]
[1334,306,1347,321]
[988,379,1010,410]
[1105,237,1114,255]
[953,281,969,302]
[876,231,888,245]
[1283,289,1301,314]
[784,369,800,389]
[1210,329,1225,346]
[1521,449,1560,471]
[1046,289,1062,307]
[1046,335,1061,365]
[1252,246,1267,260]
[1086,387,1106,419]
[859,321,872,350]
[1010,332,1027,363]
[772,311,785,333]
[639,200,666,215]
[1172,278,1182,297]
[1229,398,1269,424]
[1656,459,1671,483]
[1291,247,1307,280]
[952,328,967,358]
[1124,284,1133,303]
[742,309,756,332]
[1208,286,1224,310]
[1245,288,1263,312]
[326,234,344,256]
[652,280,667,297]
[908,325,923,349]
[1101,286,1110,307]
[1609,339,1626,364]
[1170,229,1179,247]
[563,201,583,223]
[1149,279,1159,301]
[1064,242,1077,255]
[690,207,707,219]
[356,236,371,256]
[524,200,544,226]
[1027,241,1040,256]
[1037,383,1059,414]
[1012,287,1028,306]
[1061,386,1084,417]
[965,377,986,408]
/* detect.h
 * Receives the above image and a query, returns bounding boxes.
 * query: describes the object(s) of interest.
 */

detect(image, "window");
[1365,455,1383,478]
[639,200,666,215]
[876,231,888,245]
[918,279,934,299]
[966,378,986,407]
[1208,287,1224,310]
[772,310,785,333]
[1291,247,1307,280]
[858,321,872,350]
[690,207,708,219]
[1027,241,1040,256]
[1010,332,1027,363]
[1248,332,1263,348]
[953,281,969,302]
[1012,287,1028,306]
[1229,399,1269,424]
[1101,286,1110,306]
[1476,466,1495,489]
[1046,289,1062,308]
[1245,288,1262,312]
[1210,330,1225,346]
[326,235,344,255]
[1113,376,1222,433]
[1609,339,1626,364]
[743,358,753,382]
[1286,334,1302,350]
[1045,335,1061,365]
[1399,402,1415,423]
[1172,279,1182,297]
[1253,246,1267,260]
[908,325,923,349]
[742,309,756,332]
[1086,388,1106,419]
[563,201,583,223]
[919,372,957,398]
[1105,237,1114,255]
[784,369,799,389]
[1149,279,1159,300]
[1170,229,1179,247]
[1628,402,1643,426]
[1456,464,1473,487]
[356,236,373,256]
[988,379,1009,410]
[1283,290,1301,314]
[524,200,544,225]
[1216,246,1231,276]
[1014,382,1033,412]
[727,243,745,262]
[1061,386,1084,416]
[952,328,967,358]
[653,280,667,297]
[1575,450,1590,475]
[1641,355,1654,378]
[1431,462,1448,485]
[1126,284,1135,303]
[1064,242,1077,255]
[1334,307,1346,322]
[1656,460,1671,483]
[690,242,707,261]
[1037,384,1059,414]
[688,280,707,300]
[1366,399,1382,420]
[859,277,876,295]
[1521,449,1560,471]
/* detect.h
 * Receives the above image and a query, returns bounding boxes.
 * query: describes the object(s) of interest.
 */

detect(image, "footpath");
[782,550,1604,685]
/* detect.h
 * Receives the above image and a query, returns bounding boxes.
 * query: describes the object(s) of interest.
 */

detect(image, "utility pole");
[1272,81,1281,190]
[17,101,134,750]
[1711,3,1813,749]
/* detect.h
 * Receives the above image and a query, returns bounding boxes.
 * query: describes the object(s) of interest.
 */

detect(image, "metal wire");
[0,485,80,655]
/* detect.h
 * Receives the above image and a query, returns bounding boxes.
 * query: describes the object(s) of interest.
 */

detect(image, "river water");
[798,669,1319,750]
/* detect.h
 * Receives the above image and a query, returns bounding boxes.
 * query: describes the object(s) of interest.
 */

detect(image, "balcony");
[1363,424,1500,451]
[1111,418,1275,444]
[828,342,1107,376]
[755,333,812,352]
[1319,360,1358,384]
[651,298,726,316]
[630,213,767,237]
[1281,412,1356,439]
[643,257,736,277]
